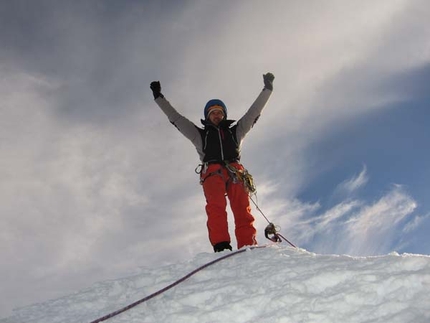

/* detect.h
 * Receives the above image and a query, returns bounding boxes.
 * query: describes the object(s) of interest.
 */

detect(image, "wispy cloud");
[402,213,430,234]
[345,185,417,255]
[288,181,418,256]
[334,165,369,196]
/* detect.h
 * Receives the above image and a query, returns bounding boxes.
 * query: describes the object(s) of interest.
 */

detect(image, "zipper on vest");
[203,131,209,150]
[217,127,224,161]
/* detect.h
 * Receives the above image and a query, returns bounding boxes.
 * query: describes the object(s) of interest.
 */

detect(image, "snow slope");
[1,245,429,323]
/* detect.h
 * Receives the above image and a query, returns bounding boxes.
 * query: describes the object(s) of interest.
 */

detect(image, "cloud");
[345,185,417,255]
[288,181,418,256]
[334,165,369,197]
[2,0,430,316]
[290,199,361,249]
[402,213,430,234]
[0,67,204,313]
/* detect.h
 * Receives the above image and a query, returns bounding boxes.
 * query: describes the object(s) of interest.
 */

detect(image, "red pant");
[201,163,257,249]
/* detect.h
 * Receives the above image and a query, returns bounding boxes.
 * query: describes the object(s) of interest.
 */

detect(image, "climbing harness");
[224,162,256,193]
[196,163,225,185]
[196,161,297,248]
[89,246,267,323]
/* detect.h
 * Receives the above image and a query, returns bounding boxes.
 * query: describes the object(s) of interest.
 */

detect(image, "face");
[208,110,224,126]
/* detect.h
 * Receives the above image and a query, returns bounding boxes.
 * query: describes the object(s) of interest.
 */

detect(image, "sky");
[1,0,430,317]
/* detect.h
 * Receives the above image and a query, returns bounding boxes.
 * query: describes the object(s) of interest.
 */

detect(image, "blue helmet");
[204,99,227,119]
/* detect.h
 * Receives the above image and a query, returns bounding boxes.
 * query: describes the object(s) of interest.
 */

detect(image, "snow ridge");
[2,246,430,323]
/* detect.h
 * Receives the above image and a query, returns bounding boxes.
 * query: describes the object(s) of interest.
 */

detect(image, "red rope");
[277,233,297,248]
[89,246,266,323]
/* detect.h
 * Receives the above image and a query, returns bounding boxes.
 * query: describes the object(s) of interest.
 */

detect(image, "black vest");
[199,120,240,163]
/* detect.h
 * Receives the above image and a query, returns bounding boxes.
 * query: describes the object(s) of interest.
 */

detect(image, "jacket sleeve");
[154,96,202,148]
[235,88,272,143]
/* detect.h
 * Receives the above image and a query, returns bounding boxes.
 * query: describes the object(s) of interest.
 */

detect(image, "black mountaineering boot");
[213,241,233,252]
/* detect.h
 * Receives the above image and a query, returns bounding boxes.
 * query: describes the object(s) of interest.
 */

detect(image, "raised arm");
[150,81,201,145]
[235,73,275,143]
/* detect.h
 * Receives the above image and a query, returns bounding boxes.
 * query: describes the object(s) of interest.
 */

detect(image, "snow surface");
[1,245,429,323]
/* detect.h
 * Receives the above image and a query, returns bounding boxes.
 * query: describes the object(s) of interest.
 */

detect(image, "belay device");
[264,222,282,243]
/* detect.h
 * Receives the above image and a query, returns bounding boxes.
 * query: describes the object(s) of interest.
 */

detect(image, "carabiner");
[264,223,282,243]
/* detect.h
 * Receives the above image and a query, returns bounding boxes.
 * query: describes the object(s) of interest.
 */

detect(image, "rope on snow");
[89,246,268,323]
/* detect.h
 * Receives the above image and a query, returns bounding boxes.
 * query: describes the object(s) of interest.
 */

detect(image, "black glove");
[263,73,275,91]
[150,81,163,99]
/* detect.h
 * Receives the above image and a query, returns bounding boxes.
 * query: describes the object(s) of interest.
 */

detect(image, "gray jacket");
[155,88,272,162]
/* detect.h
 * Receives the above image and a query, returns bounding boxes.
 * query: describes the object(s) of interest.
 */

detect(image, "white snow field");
[1,245,429,323]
